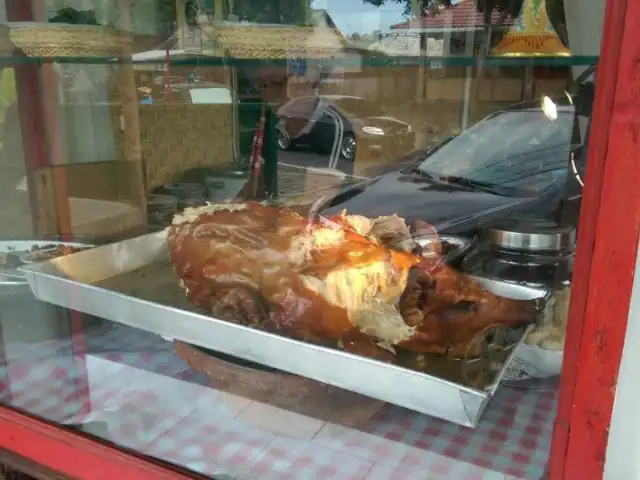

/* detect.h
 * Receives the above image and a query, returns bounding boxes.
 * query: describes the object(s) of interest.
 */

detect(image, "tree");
[362,0,522,27]
[360,0,567,50]
[183,0,310,25]
[362,0,524,57]
[232,0,309,24]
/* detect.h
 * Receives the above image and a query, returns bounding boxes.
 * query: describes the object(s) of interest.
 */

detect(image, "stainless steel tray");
[0,240,91,297]
[19,231,550,427]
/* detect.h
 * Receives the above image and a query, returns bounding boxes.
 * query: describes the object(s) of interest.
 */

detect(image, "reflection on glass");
[0,0,605,478]
[542,96,558,120]
[492,0,571,57]
[418,101,575,195]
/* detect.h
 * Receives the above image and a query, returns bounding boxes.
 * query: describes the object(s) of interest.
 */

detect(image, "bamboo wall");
[138,104,236,189]
[131,66,235,189]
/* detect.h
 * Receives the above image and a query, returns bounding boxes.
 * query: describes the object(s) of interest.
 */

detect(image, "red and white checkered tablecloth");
[0,323,554,480]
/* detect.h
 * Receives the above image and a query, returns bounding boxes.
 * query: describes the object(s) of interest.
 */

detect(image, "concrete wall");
[604,239,640,479]
[564,0,606,79]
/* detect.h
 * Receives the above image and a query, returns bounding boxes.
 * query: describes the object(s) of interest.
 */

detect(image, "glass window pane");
[0,0,611,478]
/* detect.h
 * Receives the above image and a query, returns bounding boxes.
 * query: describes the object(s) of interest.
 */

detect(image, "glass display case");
[0,0,638,478]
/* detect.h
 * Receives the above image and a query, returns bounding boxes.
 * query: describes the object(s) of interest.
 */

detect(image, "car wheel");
[277,129,293,150]
[340,134,356,161]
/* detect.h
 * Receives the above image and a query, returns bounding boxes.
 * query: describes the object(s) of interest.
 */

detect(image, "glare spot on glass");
[565,90,574,105]
[542,96,558,120]
[571,152,584,188]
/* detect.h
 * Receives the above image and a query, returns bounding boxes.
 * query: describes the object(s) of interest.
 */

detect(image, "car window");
[418,107,576,195]
[333,98,383,117]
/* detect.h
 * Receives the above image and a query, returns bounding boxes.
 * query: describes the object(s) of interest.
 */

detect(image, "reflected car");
[321,94,590,233]
[275,95,415,161]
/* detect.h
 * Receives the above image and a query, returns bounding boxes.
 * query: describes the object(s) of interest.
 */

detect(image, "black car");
[275,95,415,163]
[321,92,591,234]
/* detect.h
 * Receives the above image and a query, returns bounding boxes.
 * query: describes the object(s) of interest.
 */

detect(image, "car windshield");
[332,98,384,117]
[417,107,575,196]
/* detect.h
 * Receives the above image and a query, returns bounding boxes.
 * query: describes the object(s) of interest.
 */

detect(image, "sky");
[312,0,467,35]
[312,0,406,35]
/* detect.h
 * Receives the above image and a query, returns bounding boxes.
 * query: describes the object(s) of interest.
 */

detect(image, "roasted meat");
[168,203,416,361]
[398,221,537,356]
[167,203,537,362]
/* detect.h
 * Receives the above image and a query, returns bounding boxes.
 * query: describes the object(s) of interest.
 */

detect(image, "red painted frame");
[1,0,638,479]
[548,0,640,478]
[0,407,201,480]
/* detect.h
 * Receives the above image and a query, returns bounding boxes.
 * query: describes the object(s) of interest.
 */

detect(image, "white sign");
[426,37,444,56]
[189,87,233,104]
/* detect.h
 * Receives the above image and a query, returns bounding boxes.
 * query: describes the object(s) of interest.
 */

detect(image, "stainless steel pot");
[463,220,575,288]
[480,221,576,253]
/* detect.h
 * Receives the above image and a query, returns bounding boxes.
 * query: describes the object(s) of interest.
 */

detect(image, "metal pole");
[460,28,476,131]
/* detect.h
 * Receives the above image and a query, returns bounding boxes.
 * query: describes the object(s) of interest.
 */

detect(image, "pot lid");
[480,219,576,252]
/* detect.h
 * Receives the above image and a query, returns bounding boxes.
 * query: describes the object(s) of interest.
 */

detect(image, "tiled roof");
[390,0,515,30]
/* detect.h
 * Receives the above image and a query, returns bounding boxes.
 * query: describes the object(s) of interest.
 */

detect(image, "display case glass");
[0,0,610,478]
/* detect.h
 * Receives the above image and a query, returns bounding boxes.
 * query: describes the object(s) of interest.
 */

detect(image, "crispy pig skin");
[397,223,538,356]
[168,203,537,361]
[167,203,413,362]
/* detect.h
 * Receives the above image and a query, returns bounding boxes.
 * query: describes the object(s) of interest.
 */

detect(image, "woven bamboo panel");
[137,104,235,189]
[206,25,345,59]
[9,24,132,57]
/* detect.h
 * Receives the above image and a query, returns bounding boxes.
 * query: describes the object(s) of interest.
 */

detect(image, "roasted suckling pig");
[167,203,537,362]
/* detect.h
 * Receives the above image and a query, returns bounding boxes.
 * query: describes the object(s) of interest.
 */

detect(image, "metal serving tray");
[0,240,91,297]
[19,231,550,427]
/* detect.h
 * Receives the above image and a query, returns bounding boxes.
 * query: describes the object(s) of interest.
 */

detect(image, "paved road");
[278,147,356,177]
[275,148,363,200]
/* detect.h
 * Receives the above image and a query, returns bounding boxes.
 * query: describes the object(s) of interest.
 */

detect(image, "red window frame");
[549,0,640,478]
[0,407,200,479]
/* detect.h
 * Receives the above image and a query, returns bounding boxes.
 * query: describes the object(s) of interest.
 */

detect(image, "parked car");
[275,95,415,161]
[321,92,591,234]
